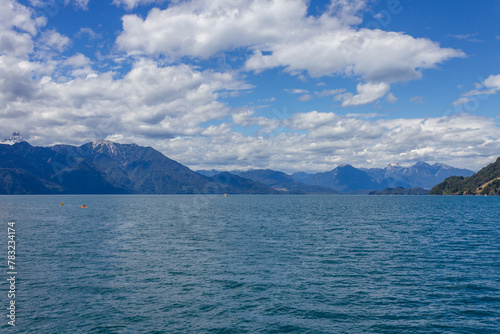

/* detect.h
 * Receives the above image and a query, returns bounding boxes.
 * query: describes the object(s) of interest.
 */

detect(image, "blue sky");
[1,0,500,172]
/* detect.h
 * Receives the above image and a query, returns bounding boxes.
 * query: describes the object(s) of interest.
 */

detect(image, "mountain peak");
[414,161,431,167]
[92,140,120,155]
[1,132,25,145]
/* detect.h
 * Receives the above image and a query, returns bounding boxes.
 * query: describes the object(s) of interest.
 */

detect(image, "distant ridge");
[233,169,338,194]
[292,164,379,193]
[362,161,474,190]
[198,161,473,194]
[0,139,278,194]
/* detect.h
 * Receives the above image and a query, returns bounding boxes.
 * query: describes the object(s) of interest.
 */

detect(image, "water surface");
[0,195,499,333]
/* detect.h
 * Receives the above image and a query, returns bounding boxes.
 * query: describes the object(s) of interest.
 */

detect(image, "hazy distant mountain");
[196,169,223,177]
[292,164,380,193]
[211,172,281,194]
[430,157,500,195]
[235,169,339,194]
[363,162,474,190]
[0,140,279,194]
[291,162,474,193]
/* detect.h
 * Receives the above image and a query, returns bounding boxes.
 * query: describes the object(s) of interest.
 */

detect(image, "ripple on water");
[0,195,498,333]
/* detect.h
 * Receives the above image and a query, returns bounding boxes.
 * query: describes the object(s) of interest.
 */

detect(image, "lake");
[0,195,499,333]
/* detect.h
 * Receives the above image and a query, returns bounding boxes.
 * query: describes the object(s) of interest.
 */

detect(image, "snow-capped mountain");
[1,132,25,145]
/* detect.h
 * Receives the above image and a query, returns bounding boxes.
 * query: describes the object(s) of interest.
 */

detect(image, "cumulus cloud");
[117,0,307,58]
[246,28,464,83]
[0,57,252,145]
[483,74,500,90]
[38,29,71,52]
[334,82,390,106]
[64,53,90,68]
[116,0,464,85]
[0,0,42,57]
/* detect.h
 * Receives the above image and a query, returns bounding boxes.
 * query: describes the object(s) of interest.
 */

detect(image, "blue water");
[0,195,499,333]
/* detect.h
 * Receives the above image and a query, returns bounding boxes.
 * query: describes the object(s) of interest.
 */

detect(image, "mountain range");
[231,169,338,194]
[0,137,276,194]
[0,133,478,195]
[200,162,474,194]
[291,162,474,193]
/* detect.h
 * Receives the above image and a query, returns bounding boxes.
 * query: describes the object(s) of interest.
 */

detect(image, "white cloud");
[483,74,500,90]
[64,53,90,68]
[298,94,312,102]
[1,0,39,35]
[453,74,500,105]
[448,33,482,43]
[38,29,71,52]
[284,88,312,101]
[116,0,464,85]
[70,0,89,10]
[117,0,307,58]
[258,97,276,103]
[409,96,424,104]
[29,0,89,11]
[386,92,397,104]
[0,55,40,103]
[112,0,167,10]
[462,89,497,97]
[0,0,41,57]
[0,57,252,145]
[335,82,390,106]
[316,88,346,98]
[285,88,309,94]
[152,112,500,173]
[452,97,471,106]
[62,53,93,77]
[246,28,464,83]
[76,27,102,40]
[112,0,141,10]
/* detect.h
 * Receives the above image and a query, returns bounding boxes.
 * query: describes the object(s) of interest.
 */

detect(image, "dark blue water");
[0,195,499,333]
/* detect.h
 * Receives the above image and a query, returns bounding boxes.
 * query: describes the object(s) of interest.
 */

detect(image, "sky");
[1,0,500,172]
